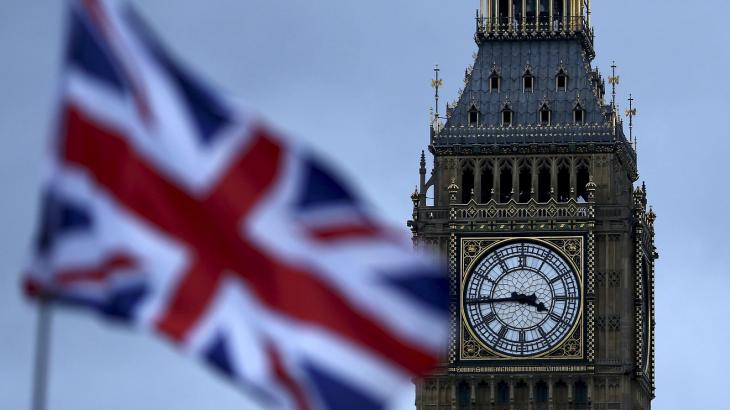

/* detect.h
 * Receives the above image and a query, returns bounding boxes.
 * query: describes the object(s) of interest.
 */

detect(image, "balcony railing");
[418,199,593,223]
[431,121,637,164]
[478,15,593,40]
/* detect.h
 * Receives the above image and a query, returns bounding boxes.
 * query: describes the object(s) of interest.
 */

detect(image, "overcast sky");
[1,0,729,409]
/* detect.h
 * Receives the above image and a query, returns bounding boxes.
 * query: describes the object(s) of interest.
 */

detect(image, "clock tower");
[409,1,657,409]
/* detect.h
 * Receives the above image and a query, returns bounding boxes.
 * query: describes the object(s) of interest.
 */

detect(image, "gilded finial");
[626,94,637,144]
[586,177,597,201]
[447,177,460,194]
[431,65,443,132]
[608,61,620,109]
[647,207,657,225]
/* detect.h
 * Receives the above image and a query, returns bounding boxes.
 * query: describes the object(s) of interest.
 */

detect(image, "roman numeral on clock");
[497,325,508,340]
[549,312,567,324]
[550,275,564,284]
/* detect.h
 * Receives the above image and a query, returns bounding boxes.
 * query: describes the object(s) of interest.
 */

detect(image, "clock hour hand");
[466,292,548,313]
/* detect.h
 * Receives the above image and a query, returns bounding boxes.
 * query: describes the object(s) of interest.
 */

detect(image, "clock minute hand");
[465,293,528,305]
[466,292,548,313]
[465,296,515,305]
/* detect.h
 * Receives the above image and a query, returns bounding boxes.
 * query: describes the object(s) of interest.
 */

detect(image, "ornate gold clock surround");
[458,235,589,362]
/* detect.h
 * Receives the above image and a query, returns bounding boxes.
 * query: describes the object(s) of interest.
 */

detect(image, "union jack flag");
[23,0,448,408]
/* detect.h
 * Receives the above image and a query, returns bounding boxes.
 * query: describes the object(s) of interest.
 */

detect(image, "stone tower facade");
[409,2,657,409]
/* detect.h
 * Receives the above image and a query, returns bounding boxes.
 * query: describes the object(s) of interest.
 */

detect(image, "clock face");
[463,240,582,357]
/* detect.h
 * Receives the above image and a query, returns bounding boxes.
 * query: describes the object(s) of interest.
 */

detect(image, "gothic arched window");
[537,161,551,202]
[461,165,475,203]
[498,0,510,27]
[557,160,571,202]
[526,0,537,30]
[499,163,513,203]
[458,381,471,409]
[476,381,490,405]
[556,69,568,91]
[535,380,549,406]
[576,160,590,202]
[439,384,451,405]
[524,70,534,92]
[554,381,569,410]
[496,381,510,404]
[574,103,585,124]
[540,103,551,126]
[426,385,438,404]
[469,105,480,127]
[575,380,589,408]
[490,69,501,93]
[518,162,532,203]
[553,0,565,28]
[501,105,513,127]
[481,164,494,203]
[539,0,550,29]
[515,381,529,406]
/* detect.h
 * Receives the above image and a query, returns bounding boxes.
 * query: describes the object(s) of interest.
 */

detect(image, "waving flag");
[23,0,448,408]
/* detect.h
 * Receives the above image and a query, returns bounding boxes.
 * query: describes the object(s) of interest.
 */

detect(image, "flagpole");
[31,300,52,410]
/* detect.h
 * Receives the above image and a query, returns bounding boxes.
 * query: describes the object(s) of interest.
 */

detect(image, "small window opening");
[535,381,549,403]
[575,380,589,408]
[557,164,570,202]
[557,72,568,91]
[481,166,494,203]
[490,75,501,92]
[468,106,479,126]
[499,166,513,203]
[540,104,551,126]
[461,167,475,204]
[574,105,585,123]
[524,74,534,92]
[439,384,451,405]
[554,381,569,408]
[496,381,510,404]
[515,381,529,406]
[457,381,470,409]
[426,385,437,403]
[538,165,551,202]
[476,382,489,404]
[501,108,513,127]
[539,0,550,28]
[498,0,510,26]
[519,167,531,202]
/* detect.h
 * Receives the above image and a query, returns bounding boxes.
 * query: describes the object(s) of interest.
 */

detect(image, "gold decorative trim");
[449,365,594,374]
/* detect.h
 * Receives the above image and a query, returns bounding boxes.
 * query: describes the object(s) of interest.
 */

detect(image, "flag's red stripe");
[56,254,136,285]
[61,105,437,374]
[267,343,311,410]
[156,258,223,340]
[306,224,382,241]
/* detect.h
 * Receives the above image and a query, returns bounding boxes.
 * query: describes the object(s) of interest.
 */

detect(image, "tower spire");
[626,94,637,144]
[608,61,620,108]
[431,65,444,132]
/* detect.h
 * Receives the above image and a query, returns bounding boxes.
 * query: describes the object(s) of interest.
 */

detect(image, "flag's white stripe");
[37,165,191,330]
[186,278,408,408]
[246,147,448,351]
[64,53,255,197]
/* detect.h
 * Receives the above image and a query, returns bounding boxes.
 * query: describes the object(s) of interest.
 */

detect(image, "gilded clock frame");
[458,234,588,362]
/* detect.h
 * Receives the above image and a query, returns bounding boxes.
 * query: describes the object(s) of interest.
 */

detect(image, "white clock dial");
[463,241,581,357]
